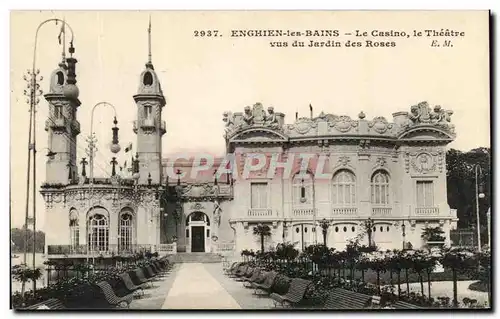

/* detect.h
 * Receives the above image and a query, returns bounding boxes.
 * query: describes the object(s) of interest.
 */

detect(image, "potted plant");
[421,226,446,248]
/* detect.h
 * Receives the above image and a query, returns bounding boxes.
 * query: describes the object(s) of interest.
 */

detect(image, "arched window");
[143,71,153,86]
[69,210,79,249]
[371,170,390,205]
[186,212,210,225]
[87,213,109,252]
[56,71,64,85]
[332,170,356,205]
[119,213,133,252]
[292,172,313,205]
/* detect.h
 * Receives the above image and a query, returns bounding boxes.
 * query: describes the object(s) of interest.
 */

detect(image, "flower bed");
[242,243,491,309]
[11,253,160,309]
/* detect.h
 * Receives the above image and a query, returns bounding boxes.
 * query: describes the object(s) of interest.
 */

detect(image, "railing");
[292,208,316,217]
[47,244,154,256]
[415,207,439,215]
[332,207,357,215]
[248,208,273,217]
[372,207,392,217]
[158,243,177,254]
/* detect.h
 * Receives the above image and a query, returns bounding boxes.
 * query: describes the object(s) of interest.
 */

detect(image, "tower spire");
[146,15,153,69]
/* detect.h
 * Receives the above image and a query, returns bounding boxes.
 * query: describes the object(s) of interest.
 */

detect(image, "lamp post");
[474,164,485,252]
[174,169,183,237]
[22,18,75,298]
[365,218,374,247]
[319,218,331,247]
[401,220,406,250]
[86,102,121,186]
[486,208,491,248]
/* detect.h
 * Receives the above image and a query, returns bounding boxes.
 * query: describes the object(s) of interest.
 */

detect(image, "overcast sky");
[10,11,490,229]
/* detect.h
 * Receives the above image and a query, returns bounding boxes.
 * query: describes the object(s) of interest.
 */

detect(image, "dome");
[63,84,79,100]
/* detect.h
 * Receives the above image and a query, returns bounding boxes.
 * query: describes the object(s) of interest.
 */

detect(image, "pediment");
[398,125,455,141]
[229,127,288,143]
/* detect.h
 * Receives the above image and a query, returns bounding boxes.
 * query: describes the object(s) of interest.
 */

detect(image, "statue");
[265,106,279,128]
[222,111,234,128]
[409,101,453,125]
[242,106,254,126]
[213,198,222,226]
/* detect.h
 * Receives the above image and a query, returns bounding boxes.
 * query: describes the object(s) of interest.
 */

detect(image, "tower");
[44,51,81,184]
[133,18,166,184]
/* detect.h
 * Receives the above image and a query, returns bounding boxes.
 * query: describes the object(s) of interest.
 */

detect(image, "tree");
[11,228,45,253]
[253,223,271,253]
[446,148,490,232]
[421,226,446,242]
[11,264,43,302]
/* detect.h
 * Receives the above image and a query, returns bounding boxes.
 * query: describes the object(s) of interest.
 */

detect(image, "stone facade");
[41,55,458,262]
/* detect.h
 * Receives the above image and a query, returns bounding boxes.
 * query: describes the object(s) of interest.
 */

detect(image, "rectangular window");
[251,182,268,208]
[54,106,62,119]
[416,181,434,207]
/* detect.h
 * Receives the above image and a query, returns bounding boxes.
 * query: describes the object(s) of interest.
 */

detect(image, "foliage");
[11,257,162,309]
[253,223,272,252]
[421,226,446,242]
[245,243,490,309]
[275,242,299,260]
[11,264,43,283]
[446,148,490,231]
[11,228,45,253]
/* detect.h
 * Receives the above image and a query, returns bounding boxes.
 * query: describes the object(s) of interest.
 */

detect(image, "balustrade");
[332,207,357,215]
[247,208,273,217]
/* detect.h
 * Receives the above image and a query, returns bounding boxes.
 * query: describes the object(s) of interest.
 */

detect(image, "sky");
[10,11,490,229]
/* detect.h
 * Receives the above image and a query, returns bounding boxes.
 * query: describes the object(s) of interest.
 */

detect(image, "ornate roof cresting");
[223,102,285,138]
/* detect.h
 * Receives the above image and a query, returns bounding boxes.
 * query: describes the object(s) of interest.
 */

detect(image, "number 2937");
[193,30,220,37]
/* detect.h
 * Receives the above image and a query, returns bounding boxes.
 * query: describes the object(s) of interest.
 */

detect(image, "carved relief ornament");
[368,116,393,134]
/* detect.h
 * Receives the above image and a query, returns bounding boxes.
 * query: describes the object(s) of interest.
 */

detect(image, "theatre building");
[40,36,458,263]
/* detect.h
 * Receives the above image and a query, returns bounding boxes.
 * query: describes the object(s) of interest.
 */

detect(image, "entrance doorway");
[185,211,211,253]
[191,226,205,252]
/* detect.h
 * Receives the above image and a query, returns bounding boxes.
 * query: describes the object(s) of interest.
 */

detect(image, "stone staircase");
[167,252,224,263]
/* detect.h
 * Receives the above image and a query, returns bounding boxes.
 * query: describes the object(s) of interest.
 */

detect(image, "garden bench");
[234,266,255,282]
[225,262,242,276]
[230,264,248,278]
[270,278,312,308]
[241,268,262,285]
[323,288,373,309]
[143,266,159,279]
[251,271,278,295]
[95,281,134,309]
[131,268,154,287]
[22,298,65,310]
[392,300,423,309]
[245,270,268,288]
[119,272,147,296]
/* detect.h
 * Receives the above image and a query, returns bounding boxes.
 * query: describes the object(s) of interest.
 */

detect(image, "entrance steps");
[168,252,224,263]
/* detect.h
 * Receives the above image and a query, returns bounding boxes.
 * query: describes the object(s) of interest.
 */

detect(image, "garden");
[11,251,163,309]
[239,240,491,309]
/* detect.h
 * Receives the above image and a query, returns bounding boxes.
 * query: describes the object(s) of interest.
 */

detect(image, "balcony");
[47,244,154,257]
[45,117,66,131]
[415,207,439,216]
[133,118,156,134]
[247,208,273,217]
[372,207,392,217]
[292,208,316,218]
[332,207,357,216]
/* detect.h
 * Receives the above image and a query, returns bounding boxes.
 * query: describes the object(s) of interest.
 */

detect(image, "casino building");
[40,27,458,263]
